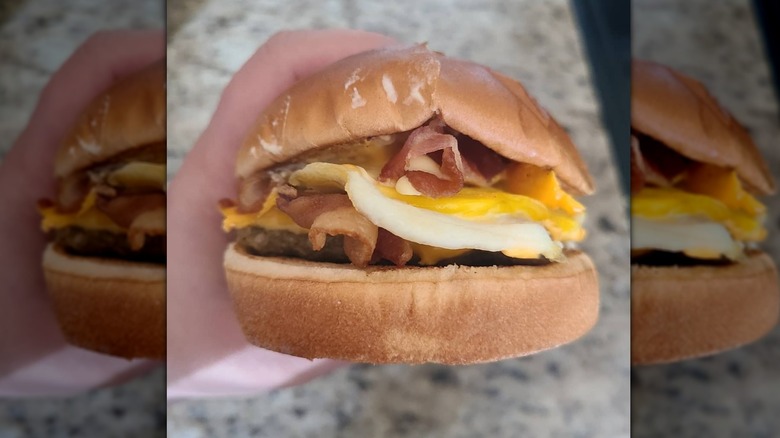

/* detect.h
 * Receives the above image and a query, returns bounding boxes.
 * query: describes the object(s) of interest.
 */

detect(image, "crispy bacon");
[57,172,91,213]
[379,120,465,197]
[277,194,379,267]
[308,207,378,267]
[127,207,166,251]
[372,228,413,266]
[633,133,692,187]
[276,194,354,228]
[237,172,273,213]
[96,193,166,228]
[458,135,509,185]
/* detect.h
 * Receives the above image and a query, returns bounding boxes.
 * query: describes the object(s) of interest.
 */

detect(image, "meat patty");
[237,227,550,267]
[55,227,165,263]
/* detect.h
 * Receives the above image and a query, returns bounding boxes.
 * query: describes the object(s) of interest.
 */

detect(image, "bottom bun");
[42,243,165,359]
[224,243,599,364]
[632,251,779,365]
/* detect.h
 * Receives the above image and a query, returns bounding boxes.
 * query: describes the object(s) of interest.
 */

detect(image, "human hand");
[0,29,165,396]
[167,29,397,398]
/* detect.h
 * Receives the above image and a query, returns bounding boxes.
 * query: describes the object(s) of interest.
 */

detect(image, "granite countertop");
[632,1,780,437]
[0,1,165,437]
[167,0,630,437]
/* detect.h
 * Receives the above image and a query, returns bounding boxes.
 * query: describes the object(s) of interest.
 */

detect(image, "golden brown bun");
[237,44,594,195]
[55,60,166,177]
[42,244,165,359]
[224,244,599,364]
[631,59,774,195]
[632,252,779,365]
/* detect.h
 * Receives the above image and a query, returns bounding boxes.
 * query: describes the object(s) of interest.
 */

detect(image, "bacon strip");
[372,228,413,266]
[633,133,692,188]
[458,135,508,186]
[57,172,91,213]
[308,207,378,267]
[277,194,379,267]
[128,207,166,251]
[96,193,166,228]
[380,121,464,197]
[276,194,354,228]
[238,172,273,213]
[278,194,416,267]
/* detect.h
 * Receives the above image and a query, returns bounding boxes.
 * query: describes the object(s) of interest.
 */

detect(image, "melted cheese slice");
[682,164,764,216]
[409,243,470,265]
[220,188,306,234]
[504,162,585,216]
[40,190,123,232]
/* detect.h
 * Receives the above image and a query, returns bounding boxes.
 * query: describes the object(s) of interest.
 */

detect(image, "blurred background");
[0,1,165,437]
[631,0,780,437]
[166,0,629,437]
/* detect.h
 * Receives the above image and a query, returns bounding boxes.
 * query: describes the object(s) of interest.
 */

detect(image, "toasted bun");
[631,59,774,195]
[224,244,599,364]
[632,252,779,365]
[55,60,166,177]
[237,44,594,195]
[42,244,165,359]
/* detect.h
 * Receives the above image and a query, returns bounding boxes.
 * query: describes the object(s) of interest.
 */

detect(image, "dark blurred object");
[0,0,24,26]
[571,0,631,196]
[753,0,780,109]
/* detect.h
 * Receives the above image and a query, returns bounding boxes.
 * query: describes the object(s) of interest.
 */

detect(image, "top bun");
[631,59,774,195]
[237,44,594,195]
[55,60,166,177]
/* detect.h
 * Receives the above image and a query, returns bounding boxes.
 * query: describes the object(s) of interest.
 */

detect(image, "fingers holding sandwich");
[167,30,398,394]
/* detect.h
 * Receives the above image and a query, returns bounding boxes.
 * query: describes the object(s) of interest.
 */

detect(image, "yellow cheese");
[682,165,764,216]
[220,189,306,234]
[40,161,166,232]
[39,190,123,232]
[504,163,585,216]
[410,243,470,265]
[220,205,306,234]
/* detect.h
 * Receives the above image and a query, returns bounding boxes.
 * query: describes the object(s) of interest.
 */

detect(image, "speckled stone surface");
[632,1,780,437]
[0,0,164,157]
[0,1,165,437]
[167,0,629,437]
